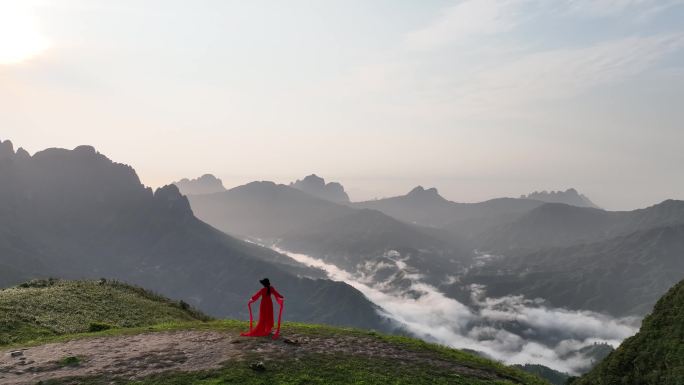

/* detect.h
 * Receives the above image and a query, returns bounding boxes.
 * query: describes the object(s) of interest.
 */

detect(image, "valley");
[178,172,684,376]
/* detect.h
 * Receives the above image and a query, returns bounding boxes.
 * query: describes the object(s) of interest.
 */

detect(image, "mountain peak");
[520,188,599,209]
[15,147,31,160]
[0,139,15,160]
[406,186,443,199]
[154,184,193,217]
[302,174,325,185]
[74,145,97,154]
[290,174,349,203]
[173,174,226,195]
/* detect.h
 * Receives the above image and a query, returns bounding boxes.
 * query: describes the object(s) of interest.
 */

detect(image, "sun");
[0,2,50,65]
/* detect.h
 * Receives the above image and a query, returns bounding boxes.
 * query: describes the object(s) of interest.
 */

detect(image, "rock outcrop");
[289,174,350,203]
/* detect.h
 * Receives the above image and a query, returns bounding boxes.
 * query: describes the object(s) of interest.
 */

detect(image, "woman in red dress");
[241,278,285,338]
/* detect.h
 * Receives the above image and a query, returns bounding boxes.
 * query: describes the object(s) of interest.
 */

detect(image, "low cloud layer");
[275,247,640,375]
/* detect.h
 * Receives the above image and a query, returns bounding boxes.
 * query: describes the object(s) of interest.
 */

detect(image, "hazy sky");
[1,0,683,209]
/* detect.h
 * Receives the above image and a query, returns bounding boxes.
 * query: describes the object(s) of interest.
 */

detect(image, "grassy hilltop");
[0,278,209,346]
[0,279,550,385]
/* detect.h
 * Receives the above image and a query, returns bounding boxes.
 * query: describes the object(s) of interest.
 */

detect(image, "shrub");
[59,356,81,366]
[179,300,190,310]
[88,322,114,332]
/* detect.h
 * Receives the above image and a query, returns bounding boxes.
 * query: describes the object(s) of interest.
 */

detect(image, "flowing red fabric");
[273,297,284,339]
[240,286,284,338]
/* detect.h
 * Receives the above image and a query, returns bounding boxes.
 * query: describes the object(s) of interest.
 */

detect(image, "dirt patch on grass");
[0,329,511,384]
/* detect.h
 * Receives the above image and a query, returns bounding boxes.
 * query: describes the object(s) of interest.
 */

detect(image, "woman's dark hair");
[259,278,271,295]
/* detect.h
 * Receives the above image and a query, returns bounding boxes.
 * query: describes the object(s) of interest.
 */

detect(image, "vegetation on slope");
[0,279,210,345]
[513,364,570,385]
[574,279,684,385]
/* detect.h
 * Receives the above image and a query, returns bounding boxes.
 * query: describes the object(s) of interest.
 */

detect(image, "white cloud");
[326,0,684,125]
[403,0,684,52]
[405,0,530,50]
[564,0,684,18]
[337,35,684,126]
[408,0,684,49]
[276,247,640,375]
[452,34,684,114]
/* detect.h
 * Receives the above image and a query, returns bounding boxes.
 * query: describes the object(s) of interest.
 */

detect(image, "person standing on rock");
[241,278,285,339]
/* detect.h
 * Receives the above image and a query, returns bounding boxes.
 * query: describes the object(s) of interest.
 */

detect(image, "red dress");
[241,287,284,337]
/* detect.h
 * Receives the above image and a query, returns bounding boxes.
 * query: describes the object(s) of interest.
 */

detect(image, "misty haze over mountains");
[173,174,226,195]
[175,171,684,373]
[2,138,683,375]
[519,189,600,209]
[290,174,350,203]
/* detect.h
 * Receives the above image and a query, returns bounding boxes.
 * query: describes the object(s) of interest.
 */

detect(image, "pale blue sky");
[1,0,683,209]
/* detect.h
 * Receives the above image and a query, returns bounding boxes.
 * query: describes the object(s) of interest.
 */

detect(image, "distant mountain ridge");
[189,177,684,318]
[186,180,474,288]
[354,186,455,227]
[463,199,684,316]
[289,174,350,203]
[173,174,226,195]
[354,186,545,232]
[476,199,684,253]
[468,222,684,316]
[520,188,599,209]
[354,186,599,233]
[351,181,684,317]
[187,181,350,239]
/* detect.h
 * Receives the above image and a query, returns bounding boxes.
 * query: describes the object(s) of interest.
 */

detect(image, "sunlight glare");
[0,2,50,65]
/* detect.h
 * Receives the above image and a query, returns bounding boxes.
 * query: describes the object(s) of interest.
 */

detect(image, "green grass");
[0,320,237,350]
[513,364,570,385]
[58,355,83,367]
[574,279,684,385]
[0,278,210,346]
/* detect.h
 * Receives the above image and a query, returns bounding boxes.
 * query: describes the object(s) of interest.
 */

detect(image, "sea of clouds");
[274,247,640,375]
